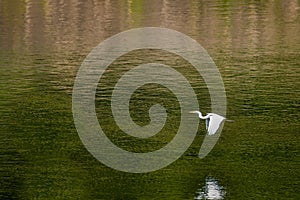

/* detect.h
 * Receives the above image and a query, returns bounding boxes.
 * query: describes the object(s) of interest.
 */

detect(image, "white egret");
[189,111,230,135]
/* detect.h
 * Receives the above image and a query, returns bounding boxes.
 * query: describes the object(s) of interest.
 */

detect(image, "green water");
[1,0,299,199]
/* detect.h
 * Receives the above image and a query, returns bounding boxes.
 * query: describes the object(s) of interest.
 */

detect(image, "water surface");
[0,0,299,199]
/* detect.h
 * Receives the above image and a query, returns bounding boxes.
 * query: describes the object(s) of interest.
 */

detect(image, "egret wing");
[205,118,210,130]
[207,114,226,135]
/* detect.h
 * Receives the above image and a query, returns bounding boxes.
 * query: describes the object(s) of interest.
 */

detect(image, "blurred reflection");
[1,0,299,54]
[194,176,225,200]
[24,0,47,52]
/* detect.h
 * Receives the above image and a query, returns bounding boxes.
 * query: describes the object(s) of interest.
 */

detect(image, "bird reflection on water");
[194,177,225,200]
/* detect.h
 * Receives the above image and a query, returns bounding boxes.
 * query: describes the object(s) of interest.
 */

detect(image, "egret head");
[189,111,201,114]
[189,110,208,119]
[189,110,202,115]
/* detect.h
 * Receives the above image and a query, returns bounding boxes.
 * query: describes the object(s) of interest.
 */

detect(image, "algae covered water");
[0,1,299,199]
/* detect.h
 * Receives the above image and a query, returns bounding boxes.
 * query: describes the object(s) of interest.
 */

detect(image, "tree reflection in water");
[195,177,225,200]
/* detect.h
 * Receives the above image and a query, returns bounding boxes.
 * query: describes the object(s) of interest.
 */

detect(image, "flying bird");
[189,111,230,135]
